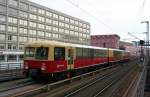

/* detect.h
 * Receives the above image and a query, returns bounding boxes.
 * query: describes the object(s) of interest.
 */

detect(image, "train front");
[23,46,49,79]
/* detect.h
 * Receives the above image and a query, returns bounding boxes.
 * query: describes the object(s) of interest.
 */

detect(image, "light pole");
[141,21,149,57]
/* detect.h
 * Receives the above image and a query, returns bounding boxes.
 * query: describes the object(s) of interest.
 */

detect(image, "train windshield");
[36,47,48,60]
[25,47,35,58]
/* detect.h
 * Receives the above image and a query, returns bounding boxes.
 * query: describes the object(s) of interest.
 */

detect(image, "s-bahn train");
[23,41,130,79]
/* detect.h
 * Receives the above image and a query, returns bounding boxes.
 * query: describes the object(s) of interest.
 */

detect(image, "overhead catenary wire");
[128,32,141,40]
[138,0,147,19]
[142,0,146,8]
[65,0,114,33]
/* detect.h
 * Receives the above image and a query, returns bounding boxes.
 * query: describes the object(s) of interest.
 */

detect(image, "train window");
[113,51,122,57]
[82,48,89,58]
[54,47,65,60]
[25,47,35,57]
[36,47,48,60]
[76,48,82,58]
[90,49,94,58]
[94,49,107,58]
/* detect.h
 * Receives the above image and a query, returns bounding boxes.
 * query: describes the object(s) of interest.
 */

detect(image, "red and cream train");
[23,41,130,79]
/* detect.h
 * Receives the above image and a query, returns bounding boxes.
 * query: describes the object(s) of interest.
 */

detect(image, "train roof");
[25,40,128,52]
[73,44,107,50]
[25,40,107,50]
[25,40,68,47]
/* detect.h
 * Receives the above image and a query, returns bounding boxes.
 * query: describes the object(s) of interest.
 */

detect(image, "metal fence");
[0,62,24,81]
[0,62,23,71]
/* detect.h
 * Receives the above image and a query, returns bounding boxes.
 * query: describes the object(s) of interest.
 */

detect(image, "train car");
[23,41,130,79]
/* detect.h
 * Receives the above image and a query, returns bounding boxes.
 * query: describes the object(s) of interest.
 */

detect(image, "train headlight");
[24,62,29,69]
[41,64,46,71]
[25,64,28,69]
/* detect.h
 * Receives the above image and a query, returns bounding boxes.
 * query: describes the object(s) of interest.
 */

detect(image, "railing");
[0,62,23,72]
[0,62,24,81]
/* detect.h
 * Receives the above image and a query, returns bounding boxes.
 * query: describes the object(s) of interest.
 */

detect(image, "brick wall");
[91,34,120,49]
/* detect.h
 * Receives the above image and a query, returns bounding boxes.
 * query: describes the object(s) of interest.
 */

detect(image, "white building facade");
[0,0,91,62]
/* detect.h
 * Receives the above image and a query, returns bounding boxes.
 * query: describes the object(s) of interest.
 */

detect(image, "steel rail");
[64,61,137,97]
[0,79,35,92]
[122,59,146,97]
[10,65,117,97]
[64,67,120,97]
[94,61,137,97]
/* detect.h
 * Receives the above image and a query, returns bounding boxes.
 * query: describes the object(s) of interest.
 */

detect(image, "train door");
[67,48,74,70]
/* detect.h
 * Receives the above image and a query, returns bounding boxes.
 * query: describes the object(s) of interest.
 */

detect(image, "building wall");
[0,0,91,62]
[91,34,120,49]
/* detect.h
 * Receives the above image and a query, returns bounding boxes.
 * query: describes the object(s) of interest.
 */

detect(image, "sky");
[30,0,150,42]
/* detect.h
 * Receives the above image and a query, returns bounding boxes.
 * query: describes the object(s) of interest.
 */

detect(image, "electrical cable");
[65,0,114,32]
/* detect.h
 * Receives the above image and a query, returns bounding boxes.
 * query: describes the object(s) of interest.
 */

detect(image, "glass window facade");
[19,28,27,34]
[38,9,45,15]
[29,22,36,28]
[28,37,36,42]
[8,0,18,6]
[59,16,64,21]
[45,18,52,24]
[8,17,18,24]
[0,15,6,22]
[65,24,69,28]
[0,5,6,13]
[19,36,27,42]
[59,28,64,33]
[53,14,58,19]
[38,24,45,29]
[38,16,45,22]
[0,44,5,50]
[29,6,37,12]
[19,11,28,18]
[0,0,6,4]
[29,14,37,20]
[8,35,17,41]
[45,32,51,38]
[38,31,45,37]
[19,45,24,50]
[53,33,59,38]
[46,11,52,17]
[53,20,58,25]
[0,34,5,40]
[0,0,90,61]
[8,8,18,16]
[19,19,27,26]
[46,25,52,31]
[59,22,64,27]
[52,27,58,32]
[0,25,5,31]
[8,26,17,33]
[65,18,69,22]
[20,2,28,10]
[29,29,36,36]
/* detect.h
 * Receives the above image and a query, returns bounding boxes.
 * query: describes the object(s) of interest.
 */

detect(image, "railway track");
[0,60,137,97]
[0,70,25,82]
[0,78,34,92]
[31,64,122,97]
[93,64,136,97]
[62,61,137,97]
[1,84,44,97]
[64,68,120,97]
[0,65,118,97]
[0,78,44,97]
